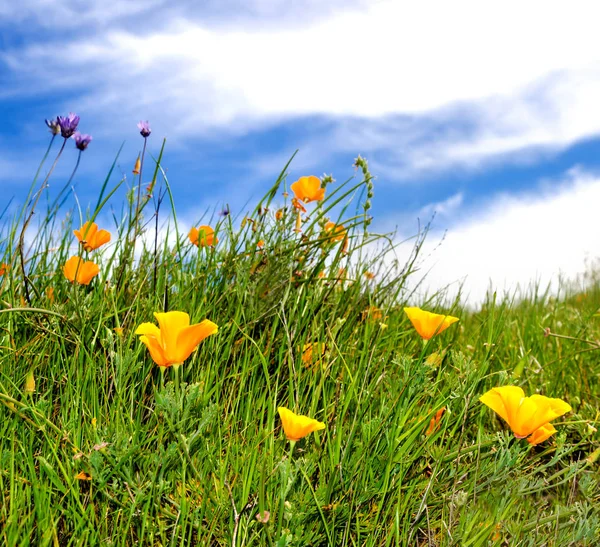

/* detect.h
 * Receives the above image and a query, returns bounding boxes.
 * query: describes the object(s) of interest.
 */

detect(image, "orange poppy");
[189,225,218,247]
[290,176,325,204]
[479,386,571,445]
[425,407,446,435]
[277,407,325,441]
[135,311,218,368]
[323,222,346,242]
[404,307,459,340]
[63,256,100,285]
[73,222,111,252]
[0,263,9,275]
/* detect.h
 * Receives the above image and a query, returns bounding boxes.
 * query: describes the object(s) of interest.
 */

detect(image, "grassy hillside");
[0,129,598,546]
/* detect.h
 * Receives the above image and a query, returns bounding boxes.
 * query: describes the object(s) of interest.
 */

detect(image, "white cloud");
[3,0,600,177]
[394,169,600,305]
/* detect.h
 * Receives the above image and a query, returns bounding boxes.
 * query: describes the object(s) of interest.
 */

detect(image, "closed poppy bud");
[426,407,446,435]
[25,370,35,394]
[133,156,141,175]
[294,212,302,233]
[275,209,284,221]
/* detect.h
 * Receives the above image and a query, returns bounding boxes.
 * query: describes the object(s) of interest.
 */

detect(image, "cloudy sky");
[2,0,600,303]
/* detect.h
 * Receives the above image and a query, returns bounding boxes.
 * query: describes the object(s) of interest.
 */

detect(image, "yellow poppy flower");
[277,407,325,441]
[479,386,571,444]
[73,222,111,252]
[135,311,218,368]
[323,222,346,242]
[290,176,325,204]
[404,307,459,340]
[63,256,100,285]
[189,225,218,247]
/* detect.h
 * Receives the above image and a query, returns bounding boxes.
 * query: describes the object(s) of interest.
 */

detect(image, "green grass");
[0,138,599,546]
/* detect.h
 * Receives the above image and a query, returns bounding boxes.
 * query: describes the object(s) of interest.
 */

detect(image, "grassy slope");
[0,145,598,546]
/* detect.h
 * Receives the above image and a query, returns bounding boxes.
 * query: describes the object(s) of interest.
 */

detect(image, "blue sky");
[2,0,600,303]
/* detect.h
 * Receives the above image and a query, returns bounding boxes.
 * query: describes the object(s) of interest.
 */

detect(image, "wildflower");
[57,113,80,138]
[290,176,325,204]
[362,306,383,322]
[114,327,124,336]
[24,370,35,394]
[257,240,265,249]
[0,263,9,275]
[426,407,446,435]
[479,386,571,445]
[46,286,55,303]
[135,311,218,368]
[137,120,151,137]
[73,221,111,252]
[133,155,141,175]
[294,212,302,233]
[73,132,92,151]
[189,225,218,247]
[302,342,325,366]
[291,197,307,213]
[323,222,346,242]
[404,307,459,340]
[364,271,375,280]
[45,117,60,135]
[277,407,325,441]
[63,256,100,285]
[75,471,92,481]
[256,511,270,524]
[219,206,230,217]
[275,208,284,221]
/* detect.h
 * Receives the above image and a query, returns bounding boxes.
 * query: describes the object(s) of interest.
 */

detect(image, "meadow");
[0,116,599,546]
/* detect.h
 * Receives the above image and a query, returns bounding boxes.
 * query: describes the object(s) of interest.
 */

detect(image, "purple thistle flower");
[57,112,80,139]
[45,117,60,135]
[73,132,92,151]
[137,120,151,138]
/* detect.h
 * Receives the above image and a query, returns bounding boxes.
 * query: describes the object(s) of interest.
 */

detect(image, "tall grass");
[0,128,598,546]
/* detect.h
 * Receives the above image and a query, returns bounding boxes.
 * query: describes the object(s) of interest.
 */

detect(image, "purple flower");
[45,117,60,135]
[219,206,230,217]
[57,113,80,138]
[73,132,92,151]
[137,120,151,137]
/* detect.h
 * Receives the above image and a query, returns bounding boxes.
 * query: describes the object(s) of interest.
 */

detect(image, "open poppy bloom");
[189,225,218,247]
[73,222,111,252]
[479,386,571,445]
[404,307,459,340]
[135,311,218,367]
[290,176,325,204]
[63,256,100,285]
[323,222,346,242]
[277,407,325,441]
